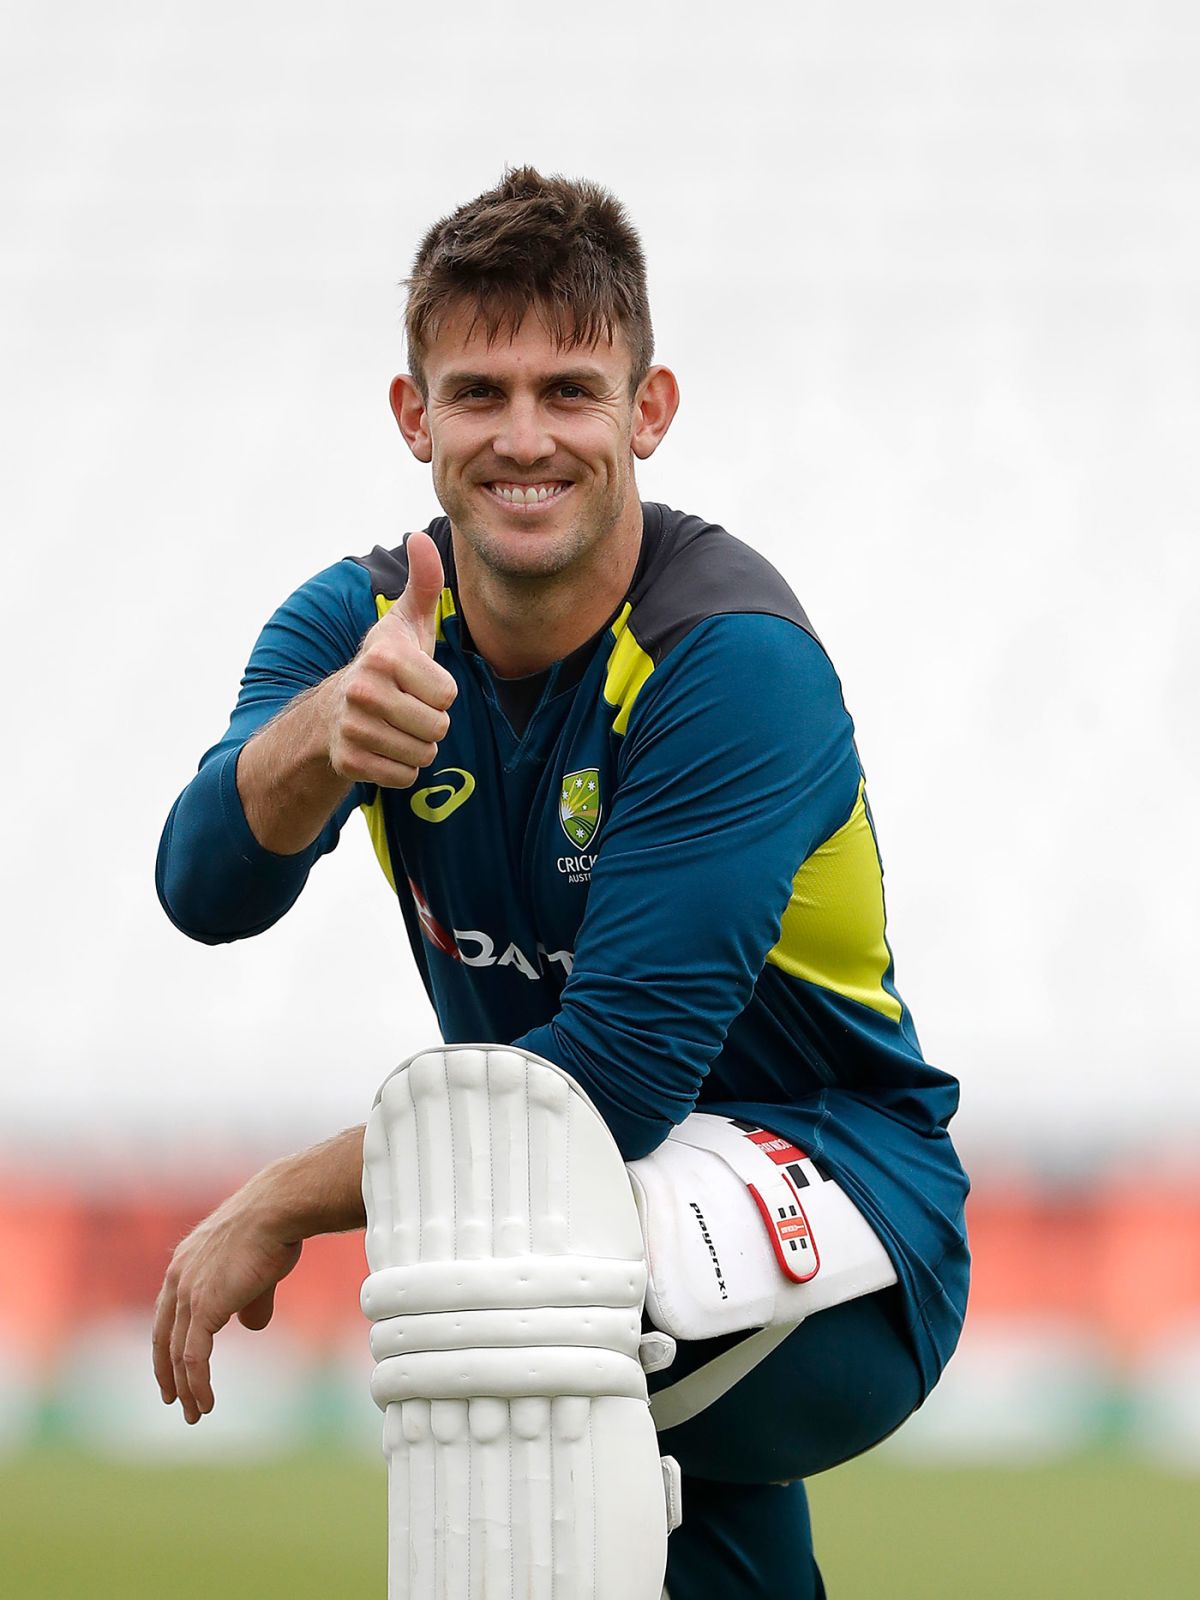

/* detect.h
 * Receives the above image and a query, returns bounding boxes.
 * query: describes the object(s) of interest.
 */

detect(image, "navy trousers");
[649,1288,923,1598]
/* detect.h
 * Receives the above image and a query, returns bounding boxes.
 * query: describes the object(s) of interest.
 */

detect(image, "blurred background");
[1,0,1198,1594]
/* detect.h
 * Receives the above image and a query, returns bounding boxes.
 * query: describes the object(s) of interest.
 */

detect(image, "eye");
[452,383,496,402]
[556,383,587,399]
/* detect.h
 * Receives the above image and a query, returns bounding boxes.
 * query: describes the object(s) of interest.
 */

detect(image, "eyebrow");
[438,365,612,391]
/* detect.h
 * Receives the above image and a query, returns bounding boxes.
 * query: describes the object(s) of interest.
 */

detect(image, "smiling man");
[154,169,969,1600]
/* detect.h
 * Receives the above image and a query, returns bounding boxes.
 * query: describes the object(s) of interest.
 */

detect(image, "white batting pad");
[362,1046,674,1600]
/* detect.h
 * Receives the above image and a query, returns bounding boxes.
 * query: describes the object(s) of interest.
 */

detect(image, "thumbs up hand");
[327,531,459,789]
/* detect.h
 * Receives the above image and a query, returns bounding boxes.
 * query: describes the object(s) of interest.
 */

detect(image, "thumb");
[236,1285,278,1331]
[388,530,444,656]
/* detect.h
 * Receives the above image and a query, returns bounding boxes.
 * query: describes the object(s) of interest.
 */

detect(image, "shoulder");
[628,503,817,666]
[347,518,454,602]
[602,505,841,737]
[280,555,375,618]
[249,557,379,676]
[232,556,384,700]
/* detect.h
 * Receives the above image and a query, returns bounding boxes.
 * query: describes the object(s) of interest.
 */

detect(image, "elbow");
[618,1117,676,1163]
[568,1067,678,1162]
[154,824,288,945]
[154,772,313,944]
[155,787,237,942]
[155,858,251,946]
[515,1018,697,1162]
[156,859,297,944]
[155,826,209,941]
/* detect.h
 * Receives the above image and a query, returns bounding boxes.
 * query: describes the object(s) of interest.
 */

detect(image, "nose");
[492,396,554,467]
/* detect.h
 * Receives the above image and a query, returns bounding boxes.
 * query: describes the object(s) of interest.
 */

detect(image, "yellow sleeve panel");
[603,603,656,736]
[375,587,457,642]
[360,791,397,893]
[766,778,903,1023]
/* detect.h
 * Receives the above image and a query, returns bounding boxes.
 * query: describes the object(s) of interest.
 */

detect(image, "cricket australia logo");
[559,768,601,847]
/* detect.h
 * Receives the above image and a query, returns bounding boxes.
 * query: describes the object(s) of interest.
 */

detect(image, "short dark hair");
[405,167,653,396]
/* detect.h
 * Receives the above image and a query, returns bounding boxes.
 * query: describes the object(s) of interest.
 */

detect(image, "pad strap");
[648,1321,801,1433]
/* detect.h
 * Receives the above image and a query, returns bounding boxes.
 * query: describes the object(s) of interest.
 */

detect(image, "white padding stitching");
[362,1255,647,1320]
[369,1305,642,1361]
[371,1346,652,1406]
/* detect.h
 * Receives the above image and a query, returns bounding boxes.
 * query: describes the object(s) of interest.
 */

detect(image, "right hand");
[151,1127,366,1425]
[153,1184,303,1425]
[327,529,458,788]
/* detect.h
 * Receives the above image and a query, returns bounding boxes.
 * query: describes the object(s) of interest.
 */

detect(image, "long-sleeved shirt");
[158,502,970,1396]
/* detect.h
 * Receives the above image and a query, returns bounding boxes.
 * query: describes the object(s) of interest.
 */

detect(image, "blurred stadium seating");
[2,1148,1199,1466]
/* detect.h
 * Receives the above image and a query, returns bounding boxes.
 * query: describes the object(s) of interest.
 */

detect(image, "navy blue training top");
[157,504,970,1397]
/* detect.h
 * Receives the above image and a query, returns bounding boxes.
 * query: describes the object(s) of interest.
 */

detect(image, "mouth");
[482,480,573,512]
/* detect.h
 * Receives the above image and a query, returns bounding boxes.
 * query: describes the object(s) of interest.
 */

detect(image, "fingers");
[182,1318,218,1421]
[335,689,444,769]
[152,1279,178,1404]
[342,683,452,748]
[176,1307,220,1425]
[357,633,458,713]
[332,623,457,788]
[168,1278,227,1425]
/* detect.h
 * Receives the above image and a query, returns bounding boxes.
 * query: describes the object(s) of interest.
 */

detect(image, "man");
[154,168,969,1598]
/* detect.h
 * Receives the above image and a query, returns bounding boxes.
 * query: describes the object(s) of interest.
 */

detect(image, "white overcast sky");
[1,0,1196,1164]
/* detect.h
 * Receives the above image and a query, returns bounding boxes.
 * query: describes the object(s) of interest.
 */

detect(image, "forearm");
[236,678,354,855]
[251,1124,368,1241]
[156,744,334,942]
[161,541,455,928]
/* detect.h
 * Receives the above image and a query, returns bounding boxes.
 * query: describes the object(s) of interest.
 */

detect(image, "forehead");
[421,302,632,384]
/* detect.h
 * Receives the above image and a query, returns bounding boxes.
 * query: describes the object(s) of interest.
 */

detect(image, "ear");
[630,365,680,461]
[390,374,432,463]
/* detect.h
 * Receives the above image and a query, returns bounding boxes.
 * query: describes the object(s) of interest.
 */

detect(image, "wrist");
[246,1126,367,1243]
[237,677,353,854]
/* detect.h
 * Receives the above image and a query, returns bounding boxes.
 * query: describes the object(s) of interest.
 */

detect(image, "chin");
[450,507,595,579]
[476,534,587,582]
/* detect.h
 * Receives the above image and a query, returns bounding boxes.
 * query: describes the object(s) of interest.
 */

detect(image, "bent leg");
[654,1288,920,1598]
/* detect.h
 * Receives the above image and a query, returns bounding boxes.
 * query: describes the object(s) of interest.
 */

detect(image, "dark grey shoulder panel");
[631,504,817,663]
[349,517,454,600]
[352,543,408,600]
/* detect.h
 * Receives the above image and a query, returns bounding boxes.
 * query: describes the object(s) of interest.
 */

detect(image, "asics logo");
[410,767,476,822]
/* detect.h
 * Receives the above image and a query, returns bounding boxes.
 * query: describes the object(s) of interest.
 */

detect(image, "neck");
[452,499,643,677]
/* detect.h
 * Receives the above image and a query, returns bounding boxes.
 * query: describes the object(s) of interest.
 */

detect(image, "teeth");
[491,483,566,504]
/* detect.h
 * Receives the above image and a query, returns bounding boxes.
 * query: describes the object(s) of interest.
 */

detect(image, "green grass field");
[1,1448,1195,1598]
